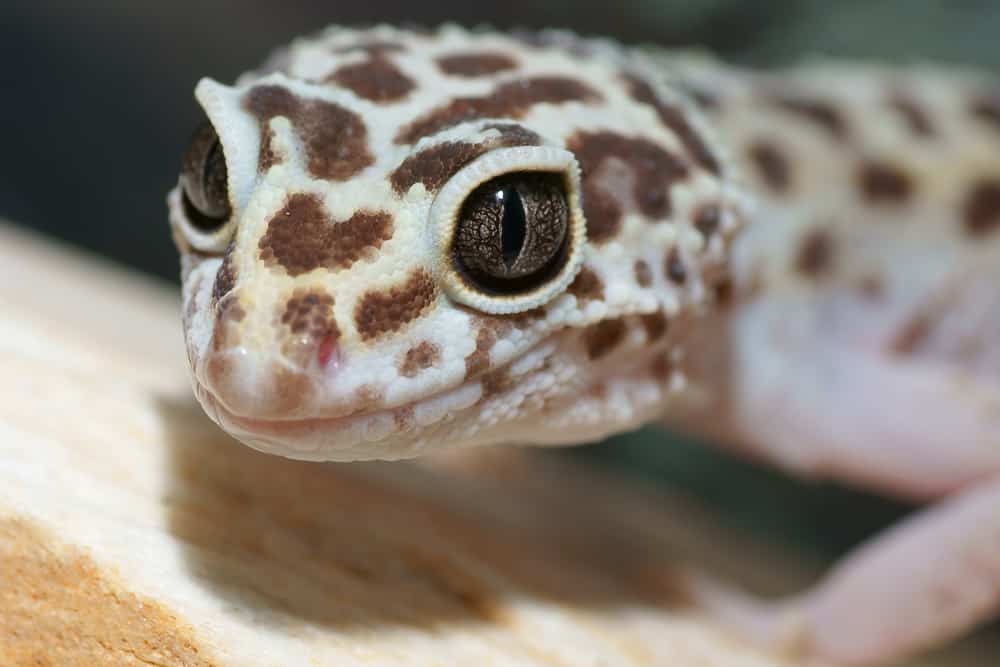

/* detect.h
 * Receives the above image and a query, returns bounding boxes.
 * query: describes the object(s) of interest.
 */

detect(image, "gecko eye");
[172,120,237,254]
[180,122,232,229]
[430,145,587,315]
[452,172,569,293]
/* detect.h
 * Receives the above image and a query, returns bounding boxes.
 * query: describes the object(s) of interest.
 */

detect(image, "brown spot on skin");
[396,77,602,144]
[328,57,415,103]
[567,130,688,243]
[354,384,385,411]
[212,242,237,303]
[280,290,340,366]
[964,180,1000,236]
[796,228,835,278]
[465,327,497,379]
[651,354,673,383]
[693,203,721,239]
[859,161,913,203]
[748,141,790,193]
[888,93,935,137]
[714,277,734,306]
[391,142,488,195]
[391,125,543,195]
[394,406,415,431]
[355,269,437,341]
[768,93,848,140]
[482,123,542,146]
[437,52,518,77]
[259,194,393,276]
[640,311,668,341]
[634,260,653,287]
[624,74,721,175]
[480,316,515,340]
[401,341,441,378]
[481,368,513,398]
[510,306,546,329]
[259,127,280,171]
[665,247,686,284]
[281,289,336,336]
[578,181,623,243]
[243,84,374,180]
[568,266,604,302]
[1,518,219,666]
[970,93,1000,135]
[588,383,609,400]
[584,318,628,360]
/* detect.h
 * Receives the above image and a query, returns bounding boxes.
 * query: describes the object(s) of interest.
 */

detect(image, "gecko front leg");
[662,61,1000,663]
[680,288,1000,663]
[687,479,1000,665]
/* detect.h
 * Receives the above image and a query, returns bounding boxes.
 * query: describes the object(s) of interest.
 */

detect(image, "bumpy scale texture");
[170,25,741,461]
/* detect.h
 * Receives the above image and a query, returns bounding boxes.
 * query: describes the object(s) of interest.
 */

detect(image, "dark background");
[3,1,999,563]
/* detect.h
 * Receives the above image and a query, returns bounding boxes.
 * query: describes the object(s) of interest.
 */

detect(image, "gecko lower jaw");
[191,373,480,462]
[191,328,669,462]
[189,335,564,462]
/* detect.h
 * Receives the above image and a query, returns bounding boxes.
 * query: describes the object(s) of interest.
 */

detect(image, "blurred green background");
[2,0,998,566]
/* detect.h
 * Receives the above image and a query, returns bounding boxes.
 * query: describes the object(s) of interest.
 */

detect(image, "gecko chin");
[189,330,679,462]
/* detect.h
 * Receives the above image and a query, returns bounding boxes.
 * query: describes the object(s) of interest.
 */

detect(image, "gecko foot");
[683,477,1000,666]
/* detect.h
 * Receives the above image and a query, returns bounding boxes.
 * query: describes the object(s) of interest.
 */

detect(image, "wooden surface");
[0,223,995,666]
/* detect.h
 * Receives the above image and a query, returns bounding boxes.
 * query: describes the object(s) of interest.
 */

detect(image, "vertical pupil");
[500,186,527,266]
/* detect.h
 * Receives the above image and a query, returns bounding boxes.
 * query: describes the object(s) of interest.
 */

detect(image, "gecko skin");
[169,25,1000,666]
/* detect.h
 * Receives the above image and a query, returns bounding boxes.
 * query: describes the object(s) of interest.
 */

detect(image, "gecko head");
[168,25,745,461]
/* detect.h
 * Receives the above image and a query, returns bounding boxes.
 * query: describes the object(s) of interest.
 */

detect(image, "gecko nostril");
[279,288,342,370]
[317,334,341,369]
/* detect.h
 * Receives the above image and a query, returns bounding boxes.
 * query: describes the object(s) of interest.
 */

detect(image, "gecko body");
[169,25,1000,665]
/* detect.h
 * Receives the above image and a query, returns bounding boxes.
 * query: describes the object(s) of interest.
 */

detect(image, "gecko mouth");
[192,326,673,462]
[195,372,487,461]
[190,335,568,462]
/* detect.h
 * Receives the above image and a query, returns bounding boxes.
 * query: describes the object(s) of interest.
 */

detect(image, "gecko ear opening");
[429,146,587,314]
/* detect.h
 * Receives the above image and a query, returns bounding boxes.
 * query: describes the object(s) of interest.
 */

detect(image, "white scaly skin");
[169,25,741,461]
[169,25,1000,665]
